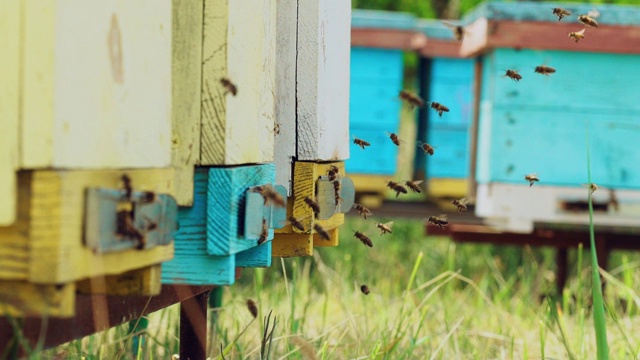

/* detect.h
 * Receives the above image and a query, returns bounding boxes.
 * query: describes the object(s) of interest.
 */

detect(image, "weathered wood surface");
[172,0,203,206]
[21,0,172,169]
[200,0,276,165]
[76,265,162,296]
[297,0,351,161]
[0,281,75,317]
[0,0,19,226]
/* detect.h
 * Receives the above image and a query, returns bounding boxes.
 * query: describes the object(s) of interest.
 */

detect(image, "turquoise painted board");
[426,128,469,179]
[207,165,276,256]
[347,127,398,175]
[350,79,403,129]
[236,240,272,268]
[351,48,404,81]
[351,10,416,30]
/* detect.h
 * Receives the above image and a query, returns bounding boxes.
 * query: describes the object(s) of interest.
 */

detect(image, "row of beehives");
[346,1,640,233]
[0,0,353,317]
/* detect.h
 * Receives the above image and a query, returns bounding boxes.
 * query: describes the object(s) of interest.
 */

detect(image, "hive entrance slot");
[558,200,608,213]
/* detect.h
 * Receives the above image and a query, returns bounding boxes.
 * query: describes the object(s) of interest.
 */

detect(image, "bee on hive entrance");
[304,197,321,217]
[504,70,523,82]
[360,285,371,295]
[257,219,268,245]
[220,77,238,96]
[386,181,408,198]
[427,215,449,230]
[121,174,133,200]
[332,180,341,205]
[288,216,305,231]
[385,131,402,146]
[399,90,425,108]
[405,180,424,193]
[552,8,571,21]
[578,15,598,28]
[246,299,258,318]
[353,137,371,150]
[568,28,586,43]
[417,141,435,156]
[452,198,469,212]
[313,224,331,240]
[524,173,540,187]
[352,203,373,219]
[354,231,373,247]
[534,65,556,76]
[429,102,450,117]
[252,185,286,208]
[377,221,394,235]
[327,165,339,182]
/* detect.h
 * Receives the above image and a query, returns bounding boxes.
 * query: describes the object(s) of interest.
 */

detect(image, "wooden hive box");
[415,20,478,203]
[460,1,640,233]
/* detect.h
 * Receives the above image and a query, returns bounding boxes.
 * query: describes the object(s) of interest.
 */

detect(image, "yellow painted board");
[0,0,20,225]
[171,0,203,206]
[312,227,339,247]
[76,265,162,296]
[427,178,468,199]
[21,0,172,169]
[200,0,276,165]
[0,281,75,318]
[272,233,313,257]
[348,174,390,195]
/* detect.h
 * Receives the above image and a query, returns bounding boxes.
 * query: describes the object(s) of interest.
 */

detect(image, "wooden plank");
[171,0,203,206]
[426,178,468,199]
[235,241,273,268]
[297,0,351,161]
[312,227,339,247]
[76,265,162,296]
[0,0,19,226]
[351,9,416,30]
[200,0,276,165]
[21,0,172,169]
[274,0,297,196]
[419,39,463,58]
[272,233,314,257]
[0,281,75,317]
[351,29,426,50]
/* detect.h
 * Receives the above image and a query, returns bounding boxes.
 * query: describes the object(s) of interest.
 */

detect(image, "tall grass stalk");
[586,125,609,359]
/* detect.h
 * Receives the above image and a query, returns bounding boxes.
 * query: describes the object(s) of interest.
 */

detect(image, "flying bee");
[429,102,450,117]
[246,299,258,319]
[405,180,424,193]
[252,185,286,208]
[377,221,394,235]
[352,203,373,219]
[360,285,371,295]
[452,198,469,212]
[552,7,571,21]
[524,173,539,187]
[589,183,598,194]
[220,77,238,96]
[313,223,331,240]
[304,197,321,217]
[427,215,449,230]
[578,15,598,28]
[332,180,341,205]
[504,69,522,82]
[354,231,373,247]
[386,131,402,146]
[534,65,556,76]
[353,137,371,150]
[257,219,268,245]
[386,181,408,198]
[568,28,586,43]
[417,141,435,156]
[287,216,305,231]
[327,165,340,181]
[442,21,467,41]
[399,90,425,108]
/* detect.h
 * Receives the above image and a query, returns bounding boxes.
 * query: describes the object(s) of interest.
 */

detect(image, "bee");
[376,221,394,235]
[313,223,331,240]
[288,216,305,231]
[405,180,424,193]
[360,285,371,295]
[443,21,467,41]
[252,185,286,208]
[304,197,321,217]
[417,141,435,156]
[568,28,586,43]
[220,77,238,96]
[354,231,373,247]
[332,180,341,205]
[121,174,133,200]
[246,299,258,319]
[504,70,522,82]
[430,102,450,117]
[257,219,268,245]
[524,173,539,187]
[352,203,373,219]
[386,181,408,197]
[386,131,402,146]
[427,215,449,230]
[327,165,340,182]
[552,8,571,21]
[399,90,425,108]
[353,137,371,150]
[452,198,469,212]
[534,65,556,76]
[578,15,598,28]
[589,183,598,194]
[116,209,145,249]
[140,191,157,204]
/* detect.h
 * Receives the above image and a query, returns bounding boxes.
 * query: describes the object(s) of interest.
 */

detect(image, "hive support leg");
[555,247,568,295]
[180,289,211,360]
[413,56,432,183]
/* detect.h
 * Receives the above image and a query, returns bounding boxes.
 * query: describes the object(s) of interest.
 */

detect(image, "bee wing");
[410,180,424,186]
[438,214,448,220]
[576,28,586,36]
[587,9,600,19]
[460,197,468,205]
[383,221,394,228]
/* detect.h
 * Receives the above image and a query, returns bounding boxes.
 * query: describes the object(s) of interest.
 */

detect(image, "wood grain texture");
[274,0,298,195]
[172,0,203,206]
[19,169,176,284]
[0,281,75,317]
[0,0,19,226]
[312,227,338,247]
[76,265,162,296]
[272,233,313,257]
[297,0,351,161]
[200,0,276,165]
[21,0,172,169]
[207,164,276,256]
[235,241,272,268]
